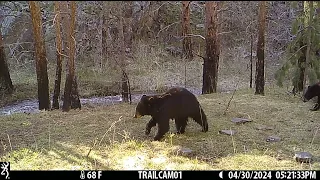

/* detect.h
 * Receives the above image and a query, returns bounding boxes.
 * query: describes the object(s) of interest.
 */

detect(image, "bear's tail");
[199,105,208,132]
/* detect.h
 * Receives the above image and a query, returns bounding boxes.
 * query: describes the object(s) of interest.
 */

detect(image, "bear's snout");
[134,113,142,118]
[302,96,309,102]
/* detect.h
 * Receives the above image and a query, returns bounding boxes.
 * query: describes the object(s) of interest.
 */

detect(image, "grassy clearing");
[1,40,318,170]
[0,86,319,170]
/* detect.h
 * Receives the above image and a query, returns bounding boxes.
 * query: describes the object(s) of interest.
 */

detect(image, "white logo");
[80,170,85,179]
[0,162,10,179]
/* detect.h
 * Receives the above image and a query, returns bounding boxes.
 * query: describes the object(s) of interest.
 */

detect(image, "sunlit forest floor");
[1,86,319,170]
[1,41,319,170]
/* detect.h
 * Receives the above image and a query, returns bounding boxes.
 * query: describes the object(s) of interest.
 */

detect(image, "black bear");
[133,87,208,141]
[303,82,320,111]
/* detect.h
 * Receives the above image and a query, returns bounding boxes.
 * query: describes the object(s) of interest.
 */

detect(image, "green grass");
[1,40,318,170]
[0,67,38,107]
[0,86,319,170]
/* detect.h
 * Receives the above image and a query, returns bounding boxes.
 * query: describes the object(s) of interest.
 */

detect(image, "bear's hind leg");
[154,118,170,141]
[191,107,208,132]
[175,118,188,134]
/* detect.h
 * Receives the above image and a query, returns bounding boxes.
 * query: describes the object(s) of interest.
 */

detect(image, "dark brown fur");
[134,87,208,141]
[303,82,320,111]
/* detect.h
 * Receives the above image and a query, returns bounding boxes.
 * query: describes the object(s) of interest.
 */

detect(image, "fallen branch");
[223,65,250,115]
[185,34,205,40]
[217,31,232,36]
[86,138,98,158]
[310,127,319,146]
[152,2,169,14]
[223,84,239,115]
[191,50,206,60]
[156,21,180,38]
[3,42,34,46]
[217,7,228,13]
[7,134,12,151]
[87,116,123,157]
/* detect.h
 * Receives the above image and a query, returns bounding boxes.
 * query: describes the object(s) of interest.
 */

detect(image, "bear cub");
[134,87,209,141]
[303,82,320,111]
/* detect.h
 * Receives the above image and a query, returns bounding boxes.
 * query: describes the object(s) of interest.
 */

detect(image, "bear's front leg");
[310,97,320,111]
[154,119,170,141]
[146,118,157,135]
[310,103,320,111]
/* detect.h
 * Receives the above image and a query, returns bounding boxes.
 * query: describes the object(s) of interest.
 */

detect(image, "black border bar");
[1,170,319,180]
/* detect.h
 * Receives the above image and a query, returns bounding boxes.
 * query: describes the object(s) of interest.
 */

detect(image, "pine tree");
[275,2,320,92]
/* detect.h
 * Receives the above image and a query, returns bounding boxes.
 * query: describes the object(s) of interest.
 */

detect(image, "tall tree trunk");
[123,1,133,53]
[70,75,81,109]
[303,1,314,92]
[255,1,266,95]
[123,1,133,103]
[62,1,81,111]
[29,1,50,110]
[119,3,129,103]
[202,2,219,94]
[120,18,129,103]
[250,34,253,88]
[294,40,307,93]
[97,13,104,71]
[52,1,63,109]
[0,28,13,94]
[61,2,72,112]
[182,1,193,60]
[60,1,69,63]
[102,14,108,68]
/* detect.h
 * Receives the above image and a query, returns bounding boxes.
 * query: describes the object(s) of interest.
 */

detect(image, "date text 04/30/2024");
[227,171,317,179]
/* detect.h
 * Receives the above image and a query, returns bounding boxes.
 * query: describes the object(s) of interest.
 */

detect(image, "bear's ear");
[144,96,157,105]
[147,96,154,101]
[141,95,150,103]
[141,95,147,101]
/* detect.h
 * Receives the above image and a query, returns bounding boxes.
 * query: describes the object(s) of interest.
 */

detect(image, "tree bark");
[294,40,306,93]
[182,1,193,60]
[124,2,133,103]
[303,1,313,92]
[120,18,129,102]
[255,1,266,95]
[118,3,129,102]
[62,1,81,111]
[123,1,133,54]
[70,75,81,109]
[61,2,72,112]
[29,1,50,110]
[60,1,69,63]
[102,14,108,68]
[202,2,219,94]
[52,1,63,109]
[0,28,14,94]
[250,34,253,88]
